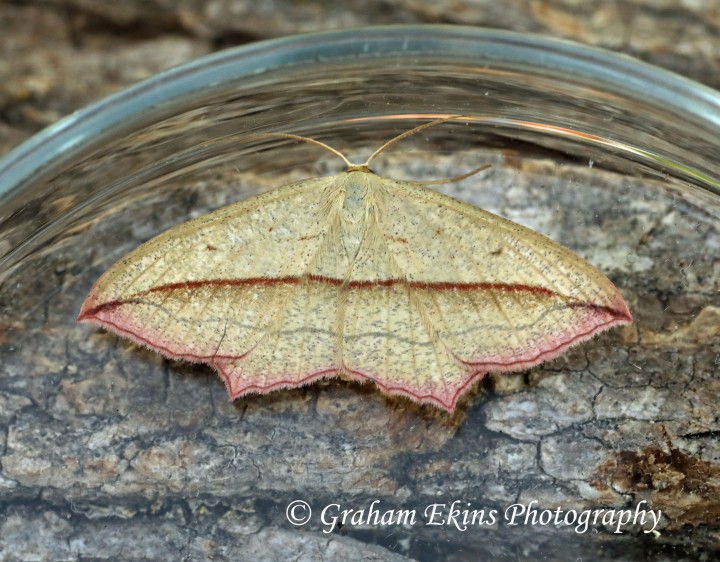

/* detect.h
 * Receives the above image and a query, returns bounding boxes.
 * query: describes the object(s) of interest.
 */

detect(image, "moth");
[79,117,631,412]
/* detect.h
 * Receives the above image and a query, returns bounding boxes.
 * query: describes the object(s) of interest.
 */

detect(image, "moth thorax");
[341,172,370,224]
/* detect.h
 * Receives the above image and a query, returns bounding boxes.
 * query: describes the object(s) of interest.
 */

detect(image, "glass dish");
[1,26,719,561]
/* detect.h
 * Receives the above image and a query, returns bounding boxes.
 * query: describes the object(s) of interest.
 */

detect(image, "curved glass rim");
[1,24,720,200]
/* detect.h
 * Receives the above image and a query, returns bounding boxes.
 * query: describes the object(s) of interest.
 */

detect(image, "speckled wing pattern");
[79,169,631,412]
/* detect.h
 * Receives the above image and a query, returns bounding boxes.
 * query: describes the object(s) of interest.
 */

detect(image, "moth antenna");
[415,164,492,185]
[253,132,353,167]
[363,114,470,167]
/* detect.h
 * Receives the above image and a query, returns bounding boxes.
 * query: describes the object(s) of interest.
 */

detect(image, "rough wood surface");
[1,2,719,561]
[2,1,720,156]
